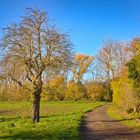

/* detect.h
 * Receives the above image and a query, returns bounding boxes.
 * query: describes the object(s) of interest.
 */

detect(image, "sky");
[0,0,140,56]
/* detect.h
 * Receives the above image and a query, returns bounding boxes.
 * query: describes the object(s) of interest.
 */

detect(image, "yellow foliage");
[42,76,66,101]
[111,67,137,112]
[86,81,106,101]
[49,76,65,87]
[0,82,33,101]
[72,54,94,81]
[65,80,87,100]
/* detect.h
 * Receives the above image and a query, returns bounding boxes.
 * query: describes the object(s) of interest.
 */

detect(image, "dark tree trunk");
[32,78,42,123]
[106,83,112,102]
[33,94,41,123]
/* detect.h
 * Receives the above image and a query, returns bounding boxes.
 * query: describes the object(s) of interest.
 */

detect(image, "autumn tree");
[65,54,93,100]
[127,38,140,112]
[95,39,132,101]
[0,8,73,123]
[71,53,94,82]
[111,66,137,112]
[105,38,140,113]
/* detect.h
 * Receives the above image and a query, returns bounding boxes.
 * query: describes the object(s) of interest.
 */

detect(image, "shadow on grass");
[0,116,21,122]
[0,129,78,140]
[0,115,80,140]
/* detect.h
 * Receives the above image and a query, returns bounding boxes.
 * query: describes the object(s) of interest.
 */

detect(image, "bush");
[42,76,66,101]
[85,81,106,101]
[0,83,32,101]
[65,80,87,100]
[111,67,138,112]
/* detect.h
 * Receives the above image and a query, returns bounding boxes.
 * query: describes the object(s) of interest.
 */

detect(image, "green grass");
[0,101,105,140]
[108,105,140,132]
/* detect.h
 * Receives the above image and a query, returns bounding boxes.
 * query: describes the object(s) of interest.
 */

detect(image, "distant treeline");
[1,37,139,107]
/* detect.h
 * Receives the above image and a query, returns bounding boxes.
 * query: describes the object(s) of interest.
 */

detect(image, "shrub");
[111,67,138,112]
[86,81,106,101]
[42,76,66,101]
[65,80,87,100]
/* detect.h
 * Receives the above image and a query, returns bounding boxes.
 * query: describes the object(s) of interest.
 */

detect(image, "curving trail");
[80,105,140,140]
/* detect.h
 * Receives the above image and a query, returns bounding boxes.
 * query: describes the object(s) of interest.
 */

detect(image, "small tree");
[0,8,73,123]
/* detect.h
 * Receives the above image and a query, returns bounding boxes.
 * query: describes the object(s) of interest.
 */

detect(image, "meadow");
[0,101,105,140]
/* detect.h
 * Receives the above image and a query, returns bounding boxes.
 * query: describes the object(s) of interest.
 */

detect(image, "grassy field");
[0,101,105,140]
[108,105,140,132]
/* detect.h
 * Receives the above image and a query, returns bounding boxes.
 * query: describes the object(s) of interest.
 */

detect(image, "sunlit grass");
[0,101,105,140]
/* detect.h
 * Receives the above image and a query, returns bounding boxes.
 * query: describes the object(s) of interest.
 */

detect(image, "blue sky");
[0,0,140,55]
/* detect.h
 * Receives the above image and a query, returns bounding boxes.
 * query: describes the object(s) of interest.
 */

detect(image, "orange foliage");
[72,54,94,81]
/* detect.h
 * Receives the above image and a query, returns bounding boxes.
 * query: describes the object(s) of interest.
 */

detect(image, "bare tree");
[94,39,132,100]
[0,8,74,123]
[95,40,132,81]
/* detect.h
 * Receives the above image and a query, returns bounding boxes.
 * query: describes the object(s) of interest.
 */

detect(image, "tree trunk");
[33,94,40,123]
[32,79,42,123]
[106,83,112,102]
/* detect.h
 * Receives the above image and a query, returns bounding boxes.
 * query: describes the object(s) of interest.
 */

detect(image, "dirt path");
[80,105,140,140]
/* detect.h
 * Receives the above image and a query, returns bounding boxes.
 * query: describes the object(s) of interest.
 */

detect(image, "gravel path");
[80,105,140,140]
